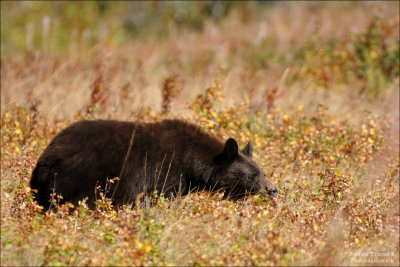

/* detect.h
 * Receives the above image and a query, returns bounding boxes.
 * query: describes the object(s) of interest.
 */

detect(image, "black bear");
[30,119,278,210]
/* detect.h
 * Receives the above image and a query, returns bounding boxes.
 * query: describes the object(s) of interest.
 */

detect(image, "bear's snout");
[267,186,278,204]
[258,182,278,204]
[268,186,278,197]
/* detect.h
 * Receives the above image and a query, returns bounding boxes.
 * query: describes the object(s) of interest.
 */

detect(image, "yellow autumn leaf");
[283,113,290,121]
[136,241,144,250]
[297,104,304,112]
[207,121,215,128]
[311,34,318,42]
[362,128,368,135]
[340,50,347,59]
[370,49,378,59]
[369,127,376,135]
[4,112,11,119]
[143,242,152,253]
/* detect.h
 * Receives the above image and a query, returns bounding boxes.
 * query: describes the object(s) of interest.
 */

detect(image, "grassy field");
[1,2,399,266]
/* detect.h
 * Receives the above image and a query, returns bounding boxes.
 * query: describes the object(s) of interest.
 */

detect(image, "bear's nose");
[267,186,278,204]
[268,186,278,198]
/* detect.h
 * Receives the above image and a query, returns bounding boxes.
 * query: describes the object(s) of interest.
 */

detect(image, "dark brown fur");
[30,119,277,209]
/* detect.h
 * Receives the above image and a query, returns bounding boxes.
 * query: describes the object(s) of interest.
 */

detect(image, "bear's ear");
[213,138,238,165]
[241,140,253,158]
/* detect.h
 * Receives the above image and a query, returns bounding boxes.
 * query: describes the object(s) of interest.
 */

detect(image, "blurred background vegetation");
[2,1,398,100]
[2,1,262,53]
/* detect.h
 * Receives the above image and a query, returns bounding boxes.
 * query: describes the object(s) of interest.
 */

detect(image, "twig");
[155,153,167,192]
[143,150,148,194]
[111,127,136,200]
[161,150,175,195]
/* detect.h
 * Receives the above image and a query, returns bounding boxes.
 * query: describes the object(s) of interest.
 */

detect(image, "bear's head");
[212,138,278,203]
